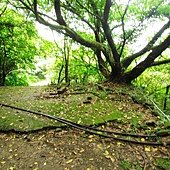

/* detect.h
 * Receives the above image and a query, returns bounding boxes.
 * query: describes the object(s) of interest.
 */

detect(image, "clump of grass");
[155,157,170,170]
[119,160,142,170]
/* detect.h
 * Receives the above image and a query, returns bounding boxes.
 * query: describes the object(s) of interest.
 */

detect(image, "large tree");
[0,6,37,85]
[10,0,170,84]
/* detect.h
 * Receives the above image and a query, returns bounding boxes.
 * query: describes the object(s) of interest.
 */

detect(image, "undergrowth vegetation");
[134,65,170,114]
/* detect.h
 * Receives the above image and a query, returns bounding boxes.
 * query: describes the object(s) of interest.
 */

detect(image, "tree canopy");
[8,0,170,83]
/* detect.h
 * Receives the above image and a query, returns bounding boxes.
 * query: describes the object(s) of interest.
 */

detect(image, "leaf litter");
[0,85,169,169]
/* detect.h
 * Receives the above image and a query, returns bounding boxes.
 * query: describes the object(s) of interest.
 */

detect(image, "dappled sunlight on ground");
[30,79,51,86]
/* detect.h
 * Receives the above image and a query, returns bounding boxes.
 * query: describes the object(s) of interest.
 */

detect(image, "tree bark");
[122,19,170,69]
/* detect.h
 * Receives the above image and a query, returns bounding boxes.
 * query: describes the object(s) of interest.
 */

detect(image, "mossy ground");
[0,84,163,132]
[0,84,169,169]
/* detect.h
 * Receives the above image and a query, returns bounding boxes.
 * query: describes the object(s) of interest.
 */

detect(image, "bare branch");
[37,12,57,22]
[75,0,101,20]
[17,0,33,12]
[102,0,120,63]
[119,0,164,53]
[118,0,131,57]
[33,0,39,20]
[111,24,122,31]
[124,34,170,82]
[54,0,66,26]
[103,0,113,21]
[150,59,170,67]
[122,19,170,68]
[26,0,33,7]
[62,2,95,32]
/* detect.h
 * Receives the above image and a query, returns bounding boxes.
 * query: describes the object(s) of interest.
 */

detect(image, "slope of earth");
[0,83,170,170]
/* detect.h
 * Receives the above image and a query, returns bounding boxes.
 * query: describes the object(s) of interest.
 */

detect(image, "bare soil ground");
[0,129,170,170]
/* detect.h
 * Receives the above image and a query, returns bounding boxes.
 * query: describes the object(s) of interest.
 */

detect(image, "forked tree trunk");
[100,34,170,84]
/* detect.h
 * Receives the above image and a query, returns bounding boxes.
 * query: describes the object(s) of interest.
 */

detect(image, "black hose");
[0,103,169,146]
[0,103,154,137]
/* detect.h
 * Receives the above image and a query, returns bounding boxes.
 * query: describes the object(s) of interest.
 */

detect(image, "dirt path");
[0,129,170,170]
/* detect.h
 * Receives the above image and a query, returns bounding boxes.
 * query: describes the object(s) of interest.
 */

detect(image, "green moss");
[0,85,164,132]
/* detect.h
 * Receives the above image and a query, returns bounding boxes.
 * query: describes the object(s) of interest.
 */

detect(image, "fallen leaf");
[97,144,102,149]
[88,135,94,138]
[1,161,6,164]
[66,159,73,164]
[104,150,109,156]
[80,148,85,153]
[9,149,12,152]
[117,142,124,146]
[141,138,145,142]
[145,147,151,152]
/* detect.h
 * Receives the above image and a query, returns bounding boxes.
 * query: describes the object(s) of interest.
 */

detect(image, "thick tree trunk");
[106,34,170,84]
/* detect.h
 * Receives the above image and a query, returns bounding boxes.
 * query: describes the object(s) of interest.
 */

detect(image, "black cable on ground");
[0,103,169,146]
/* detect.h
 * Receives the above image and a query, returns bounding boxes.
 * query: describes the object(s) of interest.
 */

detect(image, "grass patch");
[155,157,170,170]
[119,160,142,170]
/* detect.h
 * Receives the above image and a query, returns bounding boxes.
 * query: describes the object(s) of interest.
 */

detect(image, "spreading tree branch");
[62,2,95,32]
[26,0,33,7]
[120,0,164,48]
[75,0,101,20]
[150,58,170,67]
[103,0,112,21]
[33,0,39,20]
[102,0,120,64]
[17,0,105,51]
[122,19,170,69]
[54,0,67,26]
[124,34,170,83]
[36,16,104,50]
[118,0,131,57]
[17,0,34,12]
